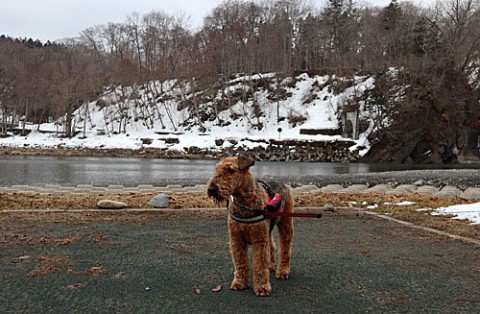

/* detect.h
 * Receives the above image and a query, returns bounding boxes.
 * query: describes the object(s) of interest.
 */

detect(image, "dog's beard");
[210,195,226,206]
[207,182,230,206]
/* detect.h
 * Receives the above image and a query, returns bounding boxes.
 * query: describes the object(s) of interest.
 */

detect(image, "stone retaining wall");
[2,184,479,199]
[1,139,360,162]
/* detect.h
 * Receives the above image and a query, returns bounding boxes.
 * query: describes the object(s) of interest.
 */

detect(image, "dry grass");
[315,193,480,241]
[0,193,216,210]
[1,192,480,242]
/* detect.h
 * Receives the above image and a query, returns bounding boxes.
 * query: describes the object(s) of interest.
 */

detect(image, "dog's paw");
[275,268,290,279]
[254,284,271,297]
[230,280,249,291]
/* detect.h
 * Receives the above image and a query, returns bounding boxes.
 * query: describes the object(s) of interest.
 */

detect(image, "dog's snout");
[207,184,218,197]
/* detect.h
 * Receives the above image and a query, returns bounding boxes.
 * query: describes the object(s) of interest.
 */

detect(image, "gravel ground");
[261,169,480,189]
[92,169,480,190]
[2,211,480,313]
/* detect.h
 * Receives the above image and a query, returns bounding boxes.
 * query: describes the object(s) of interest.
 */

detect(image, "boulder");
[97,199,129,209]
[148,193,169,208]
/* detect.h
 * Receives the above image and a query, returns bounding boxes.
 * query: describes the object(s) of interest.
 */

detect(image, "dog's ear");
[237,154,255,170]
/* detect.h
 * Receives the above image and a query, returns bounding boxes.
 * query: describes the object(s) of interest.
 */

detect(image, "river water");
[1,155,480,187]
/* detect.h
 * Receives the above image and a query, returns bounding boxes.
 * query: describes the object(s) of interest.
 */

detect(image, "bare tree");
[431,0,480,70]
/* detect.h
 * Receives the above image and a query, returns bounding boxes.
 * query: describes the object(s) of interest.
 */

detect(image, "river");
[1,155,480,186]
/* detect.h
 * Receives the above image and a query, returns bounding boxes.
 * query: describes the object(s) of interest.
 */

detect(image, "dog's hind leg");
[275,216,293,279]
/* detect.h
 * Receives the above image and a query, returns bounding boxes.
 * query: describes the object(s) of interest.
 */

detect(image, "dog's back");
[259,181,294,216]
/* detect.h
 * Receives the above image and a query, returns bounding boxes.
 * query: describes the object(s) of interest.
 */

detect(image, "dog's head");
[207,154,256,204]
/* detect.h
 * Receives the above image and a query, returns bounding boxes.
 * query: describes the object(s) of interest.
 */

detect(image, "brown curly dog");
[207,155,294,296]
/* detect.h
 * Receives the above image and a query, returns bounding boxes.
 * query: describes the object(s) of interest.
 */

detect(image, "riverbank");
[0,147,211,159]
[0,135,362,162]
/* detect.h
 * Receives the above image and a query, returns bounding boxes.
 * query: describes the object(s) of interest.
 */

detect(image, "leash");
[227,193,322,224]
[264,211,322,218]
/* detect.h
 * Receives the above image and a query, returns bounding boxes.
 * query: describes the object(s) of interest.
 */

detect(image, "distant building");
[341,104,359,140]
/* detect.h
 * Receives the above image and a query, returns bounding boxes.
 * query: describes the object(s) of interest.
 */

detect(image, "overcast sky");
[1,0,432,43]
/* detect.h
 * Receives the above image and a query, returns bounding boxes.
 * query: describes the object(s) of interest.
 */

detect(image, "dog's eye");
[227,167,236,174]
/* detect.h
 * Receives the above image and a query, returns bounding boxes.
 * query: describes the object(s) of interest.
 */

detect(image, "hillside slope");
[1,72,376,161]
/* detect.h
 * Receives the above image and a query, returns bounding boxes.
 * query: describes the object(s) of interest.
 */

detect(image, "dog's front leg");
[268,231,276,272]
[229,222,250,290]
[252,237,272,296]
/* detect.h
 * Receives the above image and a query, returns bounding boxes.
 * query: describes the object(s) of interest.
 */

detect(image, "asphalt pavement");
[1,210,480,313]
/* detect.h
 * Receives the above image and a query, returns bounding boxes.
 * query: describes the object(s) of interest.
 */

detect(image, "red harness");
[264,193,322,219]
[226,191,321,227]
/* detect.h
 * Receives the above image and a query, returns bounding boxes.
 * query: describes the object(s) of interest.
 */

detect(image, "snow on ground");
[0,123,354,152]
[0,72,375,153]
[432,203,480,225]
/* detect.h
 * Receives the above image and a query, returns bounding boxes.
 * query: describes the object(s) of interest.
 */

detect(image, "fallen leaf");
[67,282,87,291]
[89,235,108,243]
[114,272,126,278]
[85,266,104,276]
[18,255,31,261]
[193,285,201,294]
[211,284,223,292]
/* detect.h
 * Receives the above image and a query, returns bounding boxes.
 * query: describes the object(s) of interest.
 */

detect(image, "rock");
[460,187,480,200]
[356,210,366,217]
[140,138,153,145]
[97,199,129,209]
[413,179,424,186]
[324,202,335,212]
[148,193,169,208]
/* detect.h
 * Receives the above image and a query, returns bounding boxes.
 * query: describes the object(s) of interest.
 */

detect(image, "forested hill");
[1,0,480,163]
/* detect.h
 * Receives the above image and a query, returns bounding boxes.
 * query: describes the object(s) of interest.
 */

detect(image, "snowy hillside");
[1,72,376,160]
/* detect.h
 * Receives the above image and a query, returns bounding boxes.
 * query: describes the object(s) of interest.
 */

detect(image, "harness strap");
[257,180,274,199]
[226,182,322,225]
[266,192,282,232]
[226,192,284,227]
[226,197,266,224]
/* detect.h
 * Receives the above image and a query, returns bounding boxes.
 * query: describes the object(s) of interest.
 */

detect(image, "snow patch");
[432,203,480,225]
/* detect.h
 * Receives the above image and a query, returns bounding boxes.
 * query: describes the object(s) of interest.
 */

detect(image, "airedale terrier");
[207,155,294,296]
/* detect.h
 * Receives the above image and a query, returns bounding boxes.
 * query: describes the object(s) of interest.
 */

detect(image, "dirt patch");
[28,255,69,277]
[1,233,83,248]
